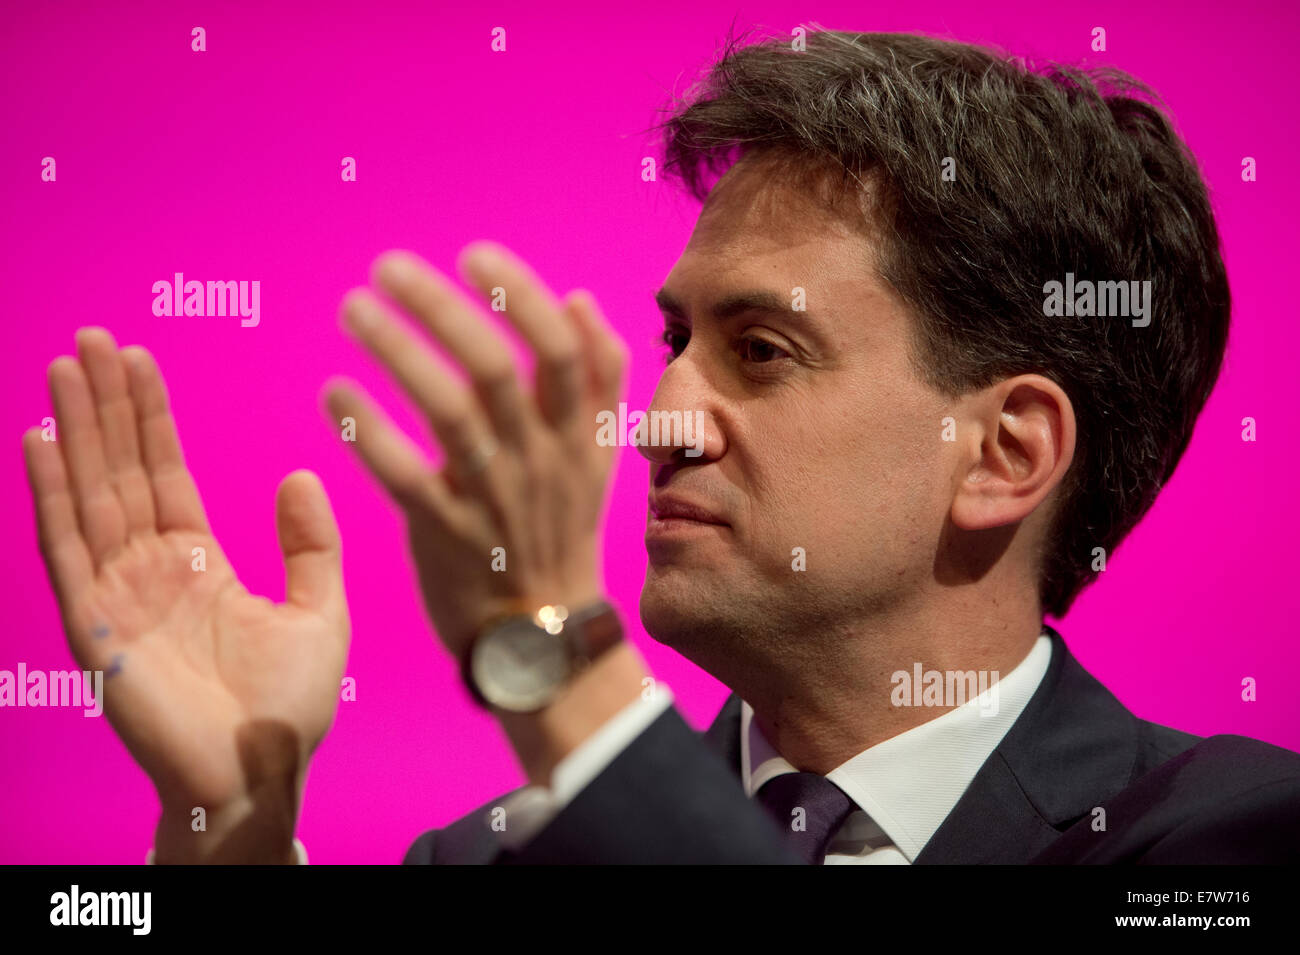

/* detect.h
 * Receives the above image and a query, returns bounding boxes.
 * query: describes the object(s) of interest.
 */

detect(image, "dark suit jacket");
[403,625,1300,863]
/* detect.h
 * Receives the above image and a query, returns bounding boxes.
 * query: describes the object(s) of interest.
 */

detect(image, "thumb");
[275,469,345,617]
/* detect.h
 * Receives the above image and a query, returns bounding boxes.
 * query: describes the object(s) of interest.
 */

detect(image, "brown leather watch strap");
[566,600,623,668]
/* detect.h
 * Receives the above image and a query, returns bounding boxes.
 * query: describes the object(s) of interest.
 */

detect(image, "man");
[23,30,1300,864]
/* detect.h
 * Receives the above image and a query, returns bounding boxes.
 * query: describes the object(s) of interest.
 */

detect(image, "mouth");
[645,495,730,542]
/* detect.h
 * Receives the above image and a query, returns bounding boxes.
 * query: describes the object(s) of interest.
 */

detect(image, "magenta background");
[2,1,1297,864]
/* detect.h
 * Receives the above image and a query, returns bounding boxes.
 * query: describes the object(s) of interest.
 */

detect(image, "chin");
[639,567,712,648]
[639,574,781,688]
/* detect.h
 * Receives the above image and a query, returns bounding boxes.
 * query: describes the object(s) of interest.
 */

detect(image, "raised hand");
[22,328,350,863]
[325,243,628,663]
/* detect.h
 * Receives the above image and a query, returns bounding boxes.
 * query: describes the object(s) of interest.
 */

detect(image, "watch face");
[471,618,570,712]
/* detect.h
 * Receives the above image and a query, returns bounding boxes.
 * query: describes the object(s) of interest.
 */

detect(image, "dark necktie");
[755,772,856,864]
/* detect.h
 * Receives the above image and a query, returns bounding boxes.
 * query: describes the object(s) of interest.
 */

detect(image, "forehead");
[688,151,871,252]
[662,152,895,324]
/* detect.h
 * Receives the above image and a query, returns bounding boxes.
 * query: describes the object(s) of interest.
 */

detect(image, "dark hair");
[654,28,1231,618]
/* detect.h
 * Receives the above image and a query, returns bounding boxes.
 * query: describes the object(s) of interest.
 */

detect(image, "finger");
[48,354,128,566]
[120,346,212,535]
[275,470,347,623]
[369,250,535,442]
[75,327,158,537]
[563,288,628,410]
[339,289,493,465]
[23,426,95,607]
[458,242,584,430]
[323,379,455,514]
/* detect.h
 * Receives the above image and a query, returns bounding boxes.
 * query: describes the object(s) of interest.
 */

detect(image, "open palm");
[22,329,349,848]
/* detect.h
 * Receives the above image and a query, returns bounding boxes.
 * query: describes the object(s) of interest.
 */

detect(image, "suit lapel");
[702,692,744,775]
[915,625,1141,863]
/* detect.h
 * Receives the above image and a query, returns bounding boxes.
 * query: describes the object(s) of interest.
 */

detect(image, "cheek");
[740,437,877,551]
[733,372,947,523]
[750,410,945,546]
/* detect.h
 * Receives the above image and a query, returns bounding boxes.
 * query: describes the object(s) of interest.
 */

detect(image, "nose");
[635,358,725,466]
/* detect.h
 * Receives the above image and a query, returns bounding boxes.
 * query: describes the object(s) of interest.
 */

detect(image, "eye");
[737,335,791,364]
[659,327,689,363]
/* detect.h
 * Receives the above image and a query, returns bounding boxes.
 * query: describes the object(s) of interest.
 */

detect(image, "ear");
[950,374,1076,531]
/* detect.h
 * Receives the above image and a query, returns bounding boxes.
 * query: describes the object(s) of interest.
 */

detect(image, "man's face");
[638,153,961,668]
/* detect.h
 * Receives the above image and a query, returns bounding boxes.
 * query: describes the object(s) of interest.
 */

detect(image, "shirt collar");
[740,632,1054,861]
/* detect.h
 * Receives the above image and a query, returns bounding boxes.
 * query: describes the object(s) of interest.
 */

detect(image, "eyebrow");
[654,287,808,323]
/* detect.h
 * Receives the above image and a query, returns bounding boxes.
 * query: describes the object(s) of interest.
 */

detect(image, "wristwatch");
[460,599,623,713]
